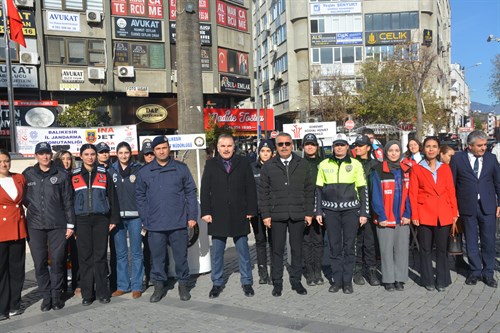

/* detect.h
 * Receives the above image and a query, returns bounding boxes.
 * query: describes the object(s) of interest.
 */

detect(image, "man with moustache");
[259,133,314,297]
[23,142,75,311]
[201,134,257,298]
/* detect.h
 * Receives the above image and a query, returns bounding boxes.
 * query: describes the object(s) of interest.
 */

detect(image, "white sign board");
[0,65,37,88]
[283,121,337,140]
[61,69,84,83]
[310,2,361,15]
[16,125,138,156]
[46,11,81,32]
[139,134,206,151]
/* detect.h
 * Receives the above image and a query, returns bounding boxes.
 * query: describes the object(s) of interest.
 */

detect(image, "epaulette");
[97,166,106,173]
[73,168,81,174]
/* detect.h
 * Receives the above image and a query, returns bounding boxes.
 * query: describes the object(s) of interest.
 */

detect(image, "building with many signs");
[0,0,254,150]
[253,0,452,132]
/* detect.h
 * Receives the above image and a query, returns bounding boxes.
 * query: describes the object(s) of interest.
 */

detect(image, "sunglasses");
[98,151,110,154]
[144,152,154,156]
[277,142,292,147]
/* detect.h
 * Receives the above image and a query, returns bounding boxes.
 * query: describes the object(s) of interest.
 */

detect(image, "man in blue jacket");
[135,136,198,302]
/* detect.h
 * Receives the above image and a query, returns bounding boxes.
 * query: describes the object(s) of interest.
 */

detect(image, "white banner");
[46,11,81,32]
[139,134,206,151]
[16,125,138,156]
[283,121,337,140]
[310,2,361,15]
[0,65,38,88]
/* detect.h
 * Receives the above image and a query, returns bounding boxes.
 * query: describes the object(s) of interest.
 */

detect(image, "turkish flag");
[6,0,26,47]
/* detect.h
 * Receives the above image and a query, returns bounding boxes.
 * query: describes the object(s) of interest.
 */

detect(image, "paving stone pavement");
[1,236,499,333]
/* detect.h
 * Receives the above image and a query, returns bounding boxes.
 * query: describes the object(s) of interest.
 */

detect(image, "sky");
[451,0,500,106]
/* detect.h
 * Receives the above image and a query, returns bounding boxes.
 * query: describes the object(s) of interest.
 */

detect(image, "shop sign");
[46,11,80,32]
[219,75,250,95]
[204,108,274,131]
[365,30,411,45]
[127,86,149,97]
[423,29,433,46]
[283,121,337,139]
[135,104,167,123]
[169,0,209,22]
[111,0,164,19]
[310,2,361,16]
[0,9,37,36]
[61,69,84,83]
[169,22,212,45]
[0,65,37,88]
[16,125,138,156]
[0,100,58,136]
[139,133,206,150]
[114,17,162,40]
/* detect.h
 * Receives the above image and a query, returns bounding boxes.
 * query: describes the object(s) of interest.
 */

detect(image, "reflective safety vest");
[72,166,110,216]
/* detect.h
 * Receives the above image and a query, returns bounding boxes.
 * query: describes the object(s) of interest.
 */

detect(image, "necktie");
[224,160,231,173]
[473,157,479,178]
[283,160,290,185]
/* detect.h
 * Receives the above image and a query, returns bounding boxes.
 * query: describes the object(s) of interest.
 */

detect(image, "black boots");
[258,265,271,285]
[178,283,191,301]
[150,282,167,303]
[353,266,365,285]
[367,267,381,286]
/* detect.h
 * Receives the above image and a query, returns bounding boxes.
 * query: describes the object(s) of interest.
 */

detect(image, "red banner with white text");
[204,108,274,131]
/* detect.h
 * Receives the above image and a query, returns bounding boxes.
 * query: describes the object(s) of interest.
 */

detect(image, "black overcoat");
[200,154,258,237]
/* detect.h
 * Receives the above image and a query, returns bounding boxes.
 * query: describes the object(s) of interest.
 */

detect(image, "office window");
[312,49,320,63]
[68,39,86,64]
[320,48,333,64]
[312,46,362,64]
[365,11,419,31]
[46,37,65,64]
[88,40,105,66]
[0,40,18,62]
[113,42,165,68]
[43,0,103,11]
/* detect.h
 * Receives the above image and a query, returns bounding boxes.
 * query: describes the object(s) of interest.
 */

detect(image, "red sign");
[345,120,355,130]
[270,130,279,138]
[169,0,209,21]
[204,108,274,132]
[112,0,164,18]
[215,0,247,32]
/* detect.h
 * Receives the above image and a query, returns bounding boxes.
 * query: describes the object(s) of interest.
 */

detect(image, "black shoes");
[306,274,316,286]
[41,298,52,312]
[465,275,479,285]
[314,270,325,285]
[52,297,65,310]
[394,282,404,291]
[328,283,341,293]
[384,283,395,292]
[258,266,271,285]
[242,284,255,297]
[150,282,167,303]
[483,276,498,288]
[367,268,381,286]
[436,286,446,292]
[353,268,365,286]
[98,297,111,304]
[291,282,307,295]
[209,285,223,299]
[179,284,191,301]
[343,284,353,294]
[9,309,22,317]
[82,299,94,306]
[424,285,434,291]
[272,283,282,297]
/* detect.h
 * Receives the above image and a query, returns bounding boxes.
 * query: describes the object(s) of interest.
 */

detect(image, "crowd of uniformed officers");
[0,128,498,320]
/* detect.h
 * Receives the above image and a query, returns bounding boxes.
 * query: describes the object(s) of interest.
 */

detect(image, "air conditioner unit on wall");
[171,70,178,83]
[118,66,134,78]
[15,0,33,8]
[86,10,103,23]
[88,67,105,80]
[19,52,40,65]
[276,72,283,81]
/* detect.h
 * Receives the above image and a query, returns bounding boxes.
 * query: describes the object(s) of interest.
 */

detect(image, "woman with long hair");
[410,137,458,292]
[0,149,27,320]
[109,142,144,299]
[403,138,424,166]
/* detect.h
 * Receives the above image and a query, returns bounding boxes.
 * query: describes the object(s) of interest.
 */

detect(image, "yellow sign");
[136,104,168,123]
[365,30,411,45]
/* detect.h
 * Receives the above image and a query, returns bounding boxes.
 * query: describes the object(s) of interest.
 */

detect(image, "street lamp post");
[487,35,500,42]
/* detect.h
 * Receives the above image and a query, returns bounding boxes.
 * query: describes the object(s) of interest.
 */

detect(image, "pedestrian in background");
[316,133,369,294]
[352,134,381,287]
[139,141,154,289]
[301,133,325,286]
[410,137,458,292]
[54,150,80,296]
[371,140,411,292]
[259,133,314,297]
[72,143,119,305]
[450,130,500,288]
[402,138,424,167]
[109,142,144,299]
[23,142,75,311]
[136,136,198,302]
[251,139,275,285]
[0,149,27,320]
[201,134,257,299]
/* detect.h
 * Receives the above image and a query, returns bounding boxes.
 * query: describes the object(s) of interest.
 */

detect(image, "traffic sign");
[270,130,279,138]
[345,120,355,130]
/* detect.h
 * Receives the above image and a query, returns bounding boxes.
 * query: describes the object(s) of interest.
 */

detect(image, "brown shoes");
[111,290,127,297]
[132,291,142,299]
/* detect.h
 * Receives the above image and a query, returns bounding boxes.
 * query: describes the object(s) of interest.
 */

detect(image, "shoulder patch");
[73,168,81,174]
[97,166,106,173]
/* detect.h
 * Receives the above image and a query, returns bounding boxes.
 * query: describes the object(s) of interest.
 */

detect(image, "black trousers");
[148,229,189,284]
[324,209,359,286]
[251,215,272,268]
[355,219,377,269]
[76,215,111,300]
[108,233,117,292]
[28,228,66,298]
[418,223,451,288]
[303,219,324,274]
[0,239,25,315]
[63,235,79,291]
[271,219,305,285]
[142,234,151,282]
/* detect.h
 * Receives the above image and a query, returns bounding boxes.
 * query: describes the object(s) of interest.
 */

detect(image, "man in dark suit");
[201,134,258,298]
[259,133,315,297]
[450,130,500,288]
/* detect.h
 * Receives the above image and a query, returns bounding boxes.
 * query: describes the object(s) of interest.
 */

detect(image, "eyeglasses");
[277,142,292,147]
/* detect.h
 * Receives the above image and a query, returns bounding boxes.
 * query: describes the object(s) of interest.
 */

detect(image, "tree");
[489,54,500,104]
[57,97,110,127]
[473,115,483,130]
[205,116,235,156]
[422,94,450,135]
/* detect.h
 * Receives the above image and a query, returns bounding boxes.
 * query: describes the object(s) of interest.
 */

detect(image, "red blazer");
[409,163,458,226]
[0,173,27,242]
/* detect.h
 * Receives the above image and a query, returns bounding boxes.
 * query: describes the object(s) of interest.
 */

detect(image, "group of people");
[0,128,498,320]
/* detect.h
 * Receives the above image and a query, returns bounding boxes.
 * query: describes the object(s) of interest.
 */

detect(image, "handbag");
[448,223,463,255]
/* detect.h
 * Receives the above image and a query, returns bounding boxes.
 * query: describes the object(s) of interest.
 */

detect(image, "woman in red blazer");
[410,137,458,292]
[0,149,27,320]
